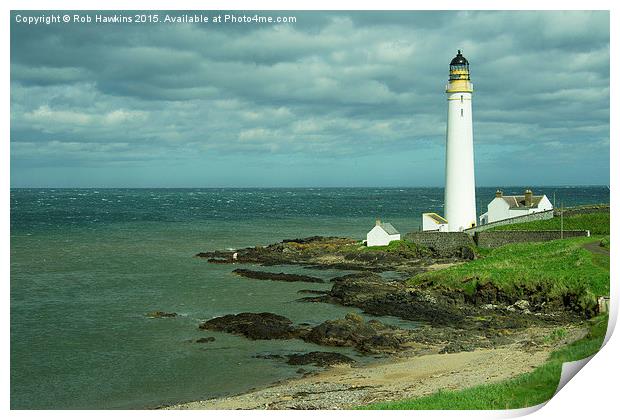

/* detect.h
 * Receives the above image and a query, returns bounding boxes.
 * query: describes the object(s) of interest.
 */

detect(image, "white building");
[366,219,400,246]
[444,50,477,232]
[422,213,449,232]
[479,189,553,225]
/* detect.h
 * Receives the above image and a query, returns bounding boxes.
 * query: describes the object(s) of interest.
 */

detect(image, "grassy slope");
[363,314,608,410]
[409,236,610,303]
[491,212,610,235]
[366,240,432,255]
[600,236,610,250]
[341,240,433,258]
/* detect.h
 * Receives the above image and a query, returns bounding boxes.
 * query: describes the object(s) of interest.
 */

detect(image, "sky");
[10,10,610,187]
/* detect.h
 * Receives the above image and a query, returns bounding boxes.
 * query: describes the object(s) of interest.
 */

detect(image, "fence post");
[560,202,564,239]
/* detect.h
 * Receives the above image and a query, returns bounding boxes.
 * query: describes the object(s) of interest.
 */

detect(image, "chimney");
[495,189,503,198]
[376,218,381,226]
[524,189,533,207]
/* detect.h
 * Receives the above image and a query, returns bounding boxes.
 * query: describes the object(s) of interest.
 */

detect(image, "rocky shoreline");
[196,235,475,273]
[165,323,587,410]
[200,311,418,354]
[162,236,591,409]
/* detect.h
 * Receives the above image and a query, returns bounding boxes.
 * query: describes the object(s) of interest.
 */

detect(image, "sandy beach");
[166,325,586,410]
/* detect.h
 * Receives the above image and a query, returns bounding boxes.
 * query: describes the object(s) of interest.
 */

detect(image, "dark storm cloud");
[10,10,609,186]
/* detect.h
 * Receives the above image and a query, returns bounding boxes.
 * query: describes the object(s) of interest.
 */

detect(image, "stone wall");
[404,232,475,251]
[405,229,591,251]
[475,230,590,248]
[464,209,554,235]
[555,204,609,217]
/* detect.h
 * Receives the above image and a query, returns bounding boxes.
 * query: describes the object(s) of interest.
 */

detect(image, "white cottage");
[479,189,553,225]
[366,219,400,246]
[422,213,449,232]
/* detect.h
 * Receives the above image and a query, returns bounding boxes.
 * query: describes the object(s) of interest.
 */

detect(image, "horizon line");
[9,184,610,189]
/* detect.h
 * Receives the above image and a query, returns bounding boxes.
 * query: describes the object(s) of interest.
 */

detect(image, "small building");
[479,189,553,225]
[366,219,400,246]
[422,213,449,232]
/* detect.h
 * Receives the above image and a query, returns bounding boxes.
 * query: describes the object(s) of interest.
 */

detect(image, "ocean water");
[10,187,609,409]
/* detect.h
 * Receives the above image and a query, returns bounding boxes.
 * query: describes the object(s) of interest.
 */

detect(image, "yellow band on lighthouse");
[446,79,473,93]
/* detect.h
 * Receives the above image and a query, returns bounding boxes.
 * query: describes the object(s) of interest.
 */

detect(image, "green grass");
[492,212,610,235]
[600,236,610,250]
[408,236,610,309]
[343,240,433,258]
[362,314,608,410]
[543,328,568,344]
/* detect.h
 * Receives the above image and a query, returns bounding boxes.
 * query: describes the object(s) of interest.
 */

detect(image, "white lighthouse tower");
[444,50,477,231]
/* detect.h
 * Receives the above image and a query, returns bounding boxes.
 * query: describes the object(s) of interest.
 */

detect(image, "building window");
[460,109,463,117]
[460,95,463,103]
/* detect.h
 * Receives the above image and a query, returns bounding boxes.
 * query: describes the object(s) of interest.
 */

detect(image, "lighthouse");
[443,50,477,231]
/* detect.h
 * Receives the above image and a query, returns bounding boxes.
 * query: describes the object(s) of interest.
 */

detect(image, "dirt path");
[582,240,609,255]
[166,326,586,410]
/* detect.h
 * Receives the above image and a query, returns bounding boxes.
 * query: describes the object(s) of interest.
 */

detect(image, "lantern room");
[449,50,470,81]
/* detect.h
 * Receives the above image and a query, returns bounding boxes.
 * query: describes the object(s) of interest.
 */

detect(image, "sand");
[166,325,586,410]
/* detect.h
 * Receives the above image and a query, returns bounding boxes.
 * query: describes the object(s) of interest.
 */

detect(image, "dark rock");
[310,273,468,327]
[344,251,403,264]
[196,250,234,263]
[282,236,344,244]
[326,273,404,307]
[254,354,285,360]
[344,312,364,323]
[460,246,477,260]
[305,316,412,354]
[196,337,216,343]
[232,269,324,283]
[471,282,499,304]
[207,258,232,264]
[146,311,177,318]
[297,289,327,295]
[199,311,414,354]
[199,312,300,340]
[286,351,356,367]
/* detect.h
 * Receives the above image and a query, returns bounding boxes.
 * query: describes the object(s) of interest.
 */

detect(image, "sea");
[10,186,609,409]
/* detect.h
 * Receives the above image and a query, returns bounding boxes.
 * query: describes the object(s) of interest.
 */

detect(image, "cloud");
[9,10,610,186]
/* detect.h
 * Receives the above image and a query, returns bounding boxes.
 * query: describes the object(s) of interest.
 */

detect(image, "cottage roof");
[379,222,399,235]
[500,195,544,209]
[424,212,448,224]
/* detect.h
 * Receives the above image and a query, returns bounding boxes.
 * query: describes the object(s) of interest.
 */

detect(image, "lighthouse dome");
[449,50,470,81]
[450,50,469,66]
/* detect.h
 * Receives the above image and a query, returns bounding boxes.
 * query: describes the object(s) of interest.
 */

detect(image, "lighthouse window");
[460,95,463,103]
[460,109,463,117]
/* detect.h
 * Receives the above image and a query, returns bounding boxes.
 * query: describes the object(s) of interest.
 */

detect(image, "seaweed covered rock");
[303,272,470,326]
[305,315,412,354]
[145,311,177,318]
[199,312,300,340]
[232,269,324,283]
[328,273,404,306]
[285,351,356,367]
